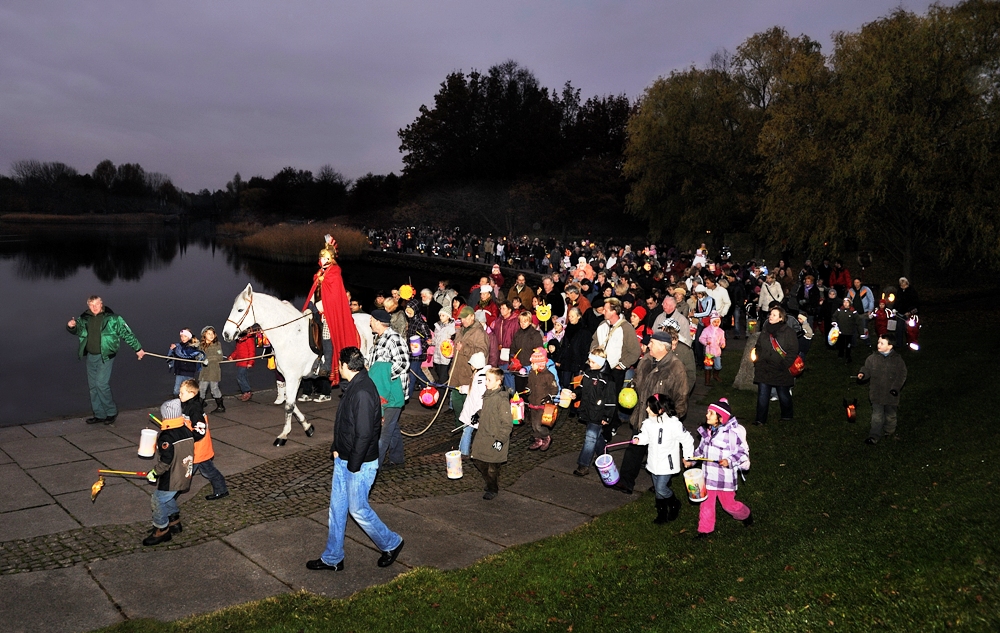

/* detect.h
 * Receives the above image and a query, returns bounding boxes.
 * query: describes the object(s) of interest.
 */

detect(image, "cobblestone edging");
[0,414,585,575]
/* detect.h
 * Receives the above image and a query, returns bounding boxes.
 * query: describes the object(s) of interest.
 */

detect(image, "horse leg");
[297,402,314,437]
[274,376,299,447]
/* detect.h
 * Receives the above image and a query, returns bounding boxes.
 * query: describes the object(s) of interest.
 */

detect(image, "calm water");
[1,224,472,426]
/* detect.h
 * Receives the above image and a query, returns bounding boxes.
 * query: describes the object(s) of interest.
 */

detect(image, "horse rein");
[226,291,312,337]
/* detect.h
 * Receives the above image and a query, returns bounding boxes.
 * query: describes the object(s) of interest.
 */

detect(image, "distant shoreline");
[0,212,173,225]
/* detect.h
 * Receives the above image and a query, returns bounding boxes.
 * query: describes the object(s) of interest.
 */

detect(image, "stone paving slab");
[259,423,332,448]
[1,463,56,512]
[0,425,34,443]
[56,482,152,527]
[18,417,95,439]
[27,458,129,496]
[0,447,12,465]
[400,491,591,547]
[324,504,503,570]
[1,436,91,470]
[214,401,287,429]
[224,516,403,598]
[209,441,269,477]
[61,428,135,454]
[90,445,158,474]
[102,410,161,442]
[0,504,80,542]
[210,424,312,459]
[508,467,641,517]
[89,540,288,622]
[0,565,122,633]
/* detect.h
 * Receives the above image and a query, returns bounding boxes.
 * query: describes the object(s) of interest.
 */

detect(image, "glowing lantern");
[750,347,758,363]
[704,354,715,368]
[510,393,525,424]
[618,387,638,409]
[439,339,454,358]
[536,304,552,322]
[844,398,858,423]
[906,315,921,351]
[827,322,841,346]
[418,386,439,407]
[399,285,415,300]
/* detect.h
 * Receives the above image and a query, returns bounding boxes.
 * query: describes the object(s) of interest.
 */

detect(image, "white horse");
[222,284,318,447]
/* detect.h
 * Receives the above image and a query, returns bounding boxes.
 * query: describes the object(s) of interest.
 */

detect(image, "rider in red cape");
[303,237,359,385]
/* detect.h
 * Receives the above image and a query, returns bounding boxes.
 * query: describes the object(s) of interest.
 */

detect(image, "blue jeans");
[378,408,404,466]
[650,473,676,499]
[86,354,116,418]
[236,366,251,393]
[460,425,474,456]
[150,490,180,529]
[193,459,228,495]
[320,457,402,565]
[577,422,608,468]
[407,360,426,399]
[756,382,793,423]
[172,375,193,395]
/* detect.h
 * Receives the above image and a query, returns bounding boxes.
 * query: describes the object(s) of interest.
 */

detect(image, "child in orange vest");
[179,379,229,500]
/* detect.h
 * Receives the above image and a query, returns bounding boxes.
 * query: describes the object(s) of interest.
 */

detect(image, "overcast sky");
[0,1,953,192]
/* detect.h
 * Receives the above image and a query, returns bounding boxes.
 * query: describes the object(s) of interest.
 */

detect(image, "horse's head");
[223,283,254,342]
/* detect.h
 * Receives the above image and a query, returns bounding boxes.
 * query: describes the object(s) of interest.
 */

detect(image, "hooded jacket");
[154,416,195,492]
[470,386,513,463]
[633,414,694,476]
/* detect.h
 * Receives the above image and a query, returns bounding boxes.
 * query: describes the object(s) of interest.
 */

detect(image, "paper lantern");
[827,322,841,345]
[418,386,439,407]
[844,398,858,423]
[536,304,552,322]
[618,387,638,409]
[439,339,454,358]
[399,285,415,300]
[906,315,921,351]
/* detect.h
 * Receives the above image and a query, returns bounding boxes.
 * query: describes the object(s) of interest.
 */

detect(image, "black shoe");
[103,414,117,425]
[377,540,404,567]
[143,528,172,546]
[483,491,497,500]
[865,437,877,445]
[205,491,229,501]
[742,512,755,527]
[572,466,588,477]
[306,558,344,571]
[611,483,633,495]
[753,420,764,426]
[85,417,105,425]
[694,532,710,540]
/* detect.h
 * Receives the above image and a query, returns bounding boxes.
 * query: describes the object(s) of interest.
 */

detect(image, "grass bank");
[221,222,369,263]
[0,212,170,225]
[96,310,998,632]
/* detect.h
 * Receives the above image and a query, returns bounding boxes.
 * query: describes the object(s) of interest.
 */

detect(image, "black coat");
[574,366,617,424]
[557,321,591,377]
[332,369,382,472]
[753,323,799,387]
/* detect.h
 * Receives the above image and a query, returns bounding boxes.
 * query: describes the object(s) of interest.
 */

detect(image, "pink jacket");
[699,325,726,357]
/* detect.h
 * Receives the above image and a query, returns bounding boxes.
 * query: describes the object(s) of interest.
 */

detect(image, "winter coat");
[629,352,689,431]
[671,343,697,395]
[181,398,215,463]
[448,321,489,388]
[506,284,536,310]
[699,325,726,358]
[460,367,491,426]
[848,285,875,314]
[470,387,514,463]
[199,340,224,383]
[228,336,257,368]
[574,366,617,425]
[488,313,519,367]
[757,282,784,311]
[511,326,544,371]
[870,307,892,337]
[829,267,852,291]
[153,417,194,492]
[168,340,205,377]
[405,312,432,362]
[431,320,456,365]
[592,318,640,369]
[369,361,405,410]
[753,322,799,387]
[67,306,142,361]
[694,419,749,491]
[557,321,591,378]
[798,284,822,316]
[859,350,907,406]
[332,369,382,472]
[633,414,694,476]
[833,307,858,338]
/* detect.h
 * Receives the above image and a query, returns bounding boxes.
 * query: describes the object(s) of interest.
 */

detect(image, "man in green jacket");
[66,295,145,424]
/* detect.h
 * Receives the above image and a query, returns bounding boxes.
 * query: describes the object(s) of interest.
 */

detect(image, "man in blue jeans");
[308,347,404,571]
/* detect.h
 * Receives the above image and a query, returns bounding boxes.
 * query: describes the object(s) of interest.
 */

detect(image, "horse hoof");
[305,425,315,438]
[274,438,287,447]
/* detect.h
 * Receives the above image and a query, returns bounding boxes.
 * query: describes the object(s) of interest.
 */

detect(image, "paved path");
[0,379,712,633]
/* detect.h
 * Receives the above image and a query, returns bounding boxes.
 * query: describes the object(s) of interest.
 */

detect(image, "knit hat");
[458,306,475,319]
[578,256,587,265]
[707,398,733,424]
[479,284,492,294]
[438,307,453,319]
[694,284,708,294]
[371,309,391,324]
[709,310,721,321]
[631,306,647,322]
[529,347,548,370]
[160,398,182,420]
[468,352,486,369]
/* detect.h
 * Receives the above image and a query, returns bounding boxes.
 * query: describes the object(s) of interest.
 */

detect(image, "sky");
[0,0,955,193]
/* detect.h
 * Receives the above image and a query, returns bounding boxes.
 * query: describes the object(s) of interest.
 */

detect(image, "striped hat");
[707,398,733,424]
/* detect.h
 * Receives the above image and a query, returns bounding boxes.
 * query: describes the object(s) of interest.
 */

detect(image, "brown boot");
[704,370,712,386]
[714,370,722,383]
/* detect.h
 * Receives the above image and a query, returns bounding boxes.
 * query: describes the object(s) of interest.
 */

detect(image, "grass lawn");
[96,314,999,632]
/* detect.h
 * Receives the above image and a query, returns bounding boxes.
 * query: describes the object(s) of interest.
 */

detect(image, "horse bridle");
[226,289,312,336]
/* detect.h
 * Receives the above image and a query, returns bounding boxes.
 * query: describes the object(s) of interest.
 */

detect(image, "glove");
[890,389,899,397]
[146,470,158,483]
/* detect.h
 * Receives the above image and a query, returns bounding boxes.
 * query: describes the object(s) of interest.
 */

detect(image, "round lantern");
[618,387,638,409]
[439,339,454,358]
[418,386,439,407]
[536,304,552,322]
[399,285,415,300]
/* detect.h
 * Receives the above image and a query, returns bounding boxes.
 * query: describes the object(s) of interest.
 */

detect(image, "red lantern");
[418,386,439,407]
[844,398,858,423]
[905,315,921,351]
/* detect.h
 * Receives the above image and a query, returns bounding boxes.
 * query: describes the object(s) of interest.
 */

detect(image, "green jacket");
[67,306,142,360]
[369,361,405,410]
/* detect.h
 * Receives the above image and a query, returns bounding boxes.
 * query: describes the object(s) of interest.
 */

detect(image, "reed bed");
[233,222,369,262]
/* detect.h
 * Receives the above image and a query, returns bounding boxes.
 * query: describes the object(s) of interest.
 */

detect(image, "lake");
[0,222,475,426]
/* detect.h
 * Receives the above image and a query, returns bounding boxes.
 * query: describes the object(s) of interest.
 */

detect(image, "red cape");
[304,262,360,383]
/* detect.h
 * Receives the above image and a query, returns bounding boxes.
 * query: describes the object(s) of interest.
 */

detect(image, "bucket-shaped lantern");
[683,468,708,502]
[510,394,525,424]
[418,386,439,407]
[445,450,463,479]
[595,453,619,486]
[747,318,757,334]
[558,388,573,408]
[618,387,638,409]
[138,428,158,458]
[540,403,558,427]
[408,335,422,358]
